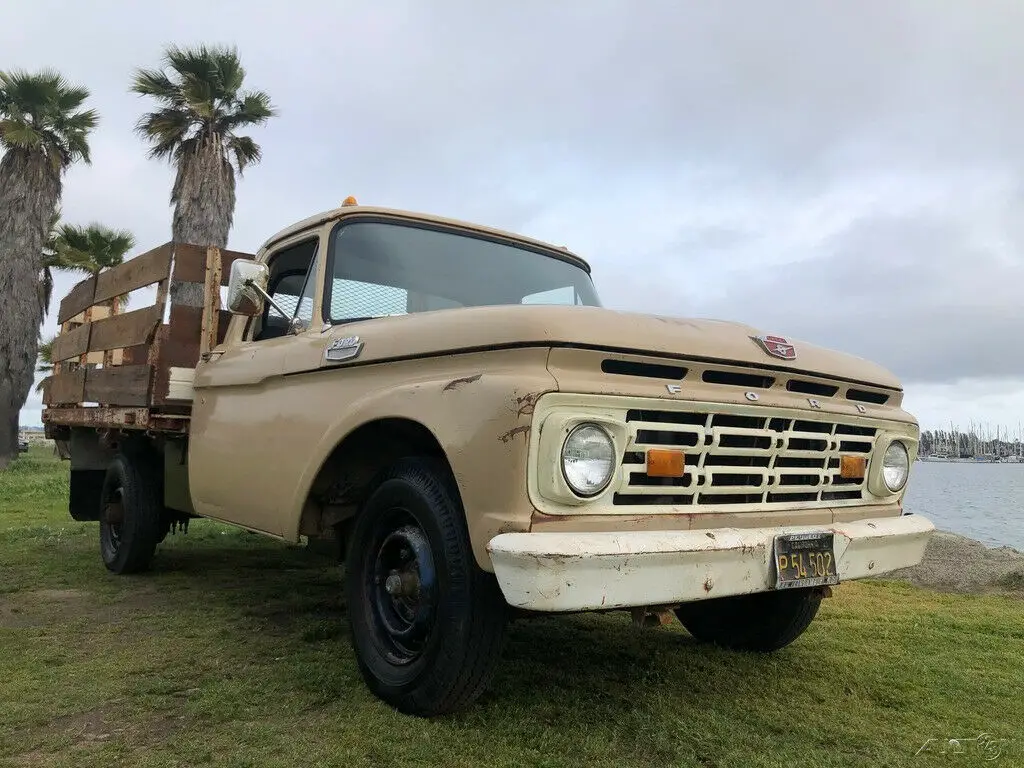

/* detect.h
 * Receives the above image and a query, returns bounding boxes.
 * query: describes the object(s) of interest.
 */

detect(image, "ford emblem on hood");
[752,334,797,360]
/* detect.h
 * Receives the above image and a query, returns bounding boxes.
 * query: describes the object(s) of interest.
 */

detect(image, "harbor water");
[902,460,1024,551]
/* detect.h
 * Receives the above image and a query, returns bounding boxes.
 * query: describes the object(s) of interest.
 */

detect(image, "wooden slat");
[94,243,173,304]
[51,323,91,362]
[43,370,86,405]
[83,365,152,406]
[171,243,255,284]
[200,247,223,356]
[57,276,97,324]
[88,306,162,353]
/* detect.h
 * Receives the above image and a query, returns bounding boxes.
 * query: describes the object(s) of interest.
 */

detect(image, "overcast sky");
[5,0,1023,435]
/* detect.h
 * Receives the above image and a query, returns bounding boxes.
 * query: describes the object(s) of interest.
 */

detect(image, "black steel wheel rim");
[103,485,125,552]
[367,514,438,665]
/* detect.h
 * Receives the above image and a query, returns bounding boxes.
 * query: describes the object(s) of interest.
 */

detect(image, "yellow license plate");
[773,532,839,589]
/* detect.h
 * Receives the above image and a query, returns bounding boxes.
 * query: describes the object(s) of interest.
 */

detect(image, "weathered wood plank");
[51,323,91,362]
[43,370,86,405]
[83,365,152,406]
[88,306,162,353]
[94,243,173,303]
[57,277,97,324]
[171,243,254,284]
[200,247,223,356]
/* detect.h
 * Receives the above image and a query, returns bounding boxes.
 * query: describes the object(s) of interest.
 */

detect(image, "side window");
[251,238,319,341]
[294,250,320,324]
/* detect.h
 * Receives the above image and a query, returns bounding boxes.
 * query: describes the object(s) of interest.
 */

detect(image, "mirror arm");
[244,278,292,325]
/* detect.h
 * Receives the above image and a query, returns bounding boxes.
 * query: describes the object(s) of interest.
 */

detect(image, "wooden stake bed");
[40,241,254,438]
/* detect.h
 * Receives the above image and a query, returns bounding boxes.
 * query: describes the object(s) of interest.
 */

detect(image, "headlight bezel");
[867,432,917,498]
[881,440,910,493]
[535,412,627,506]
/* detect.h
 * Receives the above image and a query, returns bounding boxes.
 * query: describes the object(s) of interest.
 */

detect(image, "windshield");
[325,219,601,323]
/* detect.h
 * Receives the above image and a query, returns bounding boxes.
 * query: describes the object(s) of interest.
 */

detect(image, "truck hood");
[337,304,902,390]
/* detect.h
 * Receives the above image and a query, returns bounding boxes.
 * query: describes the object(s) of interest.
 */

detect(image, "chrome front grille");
[616,407,878,509]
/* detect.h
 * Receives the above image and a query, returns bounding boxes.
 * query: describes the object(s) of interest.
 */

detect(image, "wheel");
[99,452,163,574]
[674,587,823,652]
[345,457,507,717]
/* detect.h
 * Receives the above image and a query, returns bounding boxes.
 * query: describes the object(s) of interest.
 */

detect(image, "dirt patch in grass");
[11,705,187,766]
[887,530,1024,595]
[0,586,167,628]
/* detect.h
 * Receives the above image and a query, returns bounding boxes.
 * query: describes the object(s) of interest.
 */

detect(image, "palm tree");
[0,68,98,468]
[131,43,276,249]
[53,222,136,276]
[39,214,134,317]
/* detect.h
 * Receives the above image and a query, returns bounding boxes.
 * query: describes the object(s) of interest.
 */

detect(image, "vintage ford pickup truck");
[41,199,934,716]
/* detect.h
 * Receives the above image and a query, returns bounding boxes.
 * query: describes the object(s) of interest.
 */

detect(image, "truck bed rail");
[41,241,253,435]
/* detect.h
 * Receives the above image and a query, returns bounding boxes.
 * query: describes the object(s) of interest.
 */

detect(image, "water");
[902,461,1024,551]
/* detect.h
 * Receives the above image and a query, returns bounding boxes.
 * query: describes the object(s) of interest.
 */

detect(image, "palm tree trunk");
[171,135,236,248]
[169,136,237,310]
[0,149,61,467]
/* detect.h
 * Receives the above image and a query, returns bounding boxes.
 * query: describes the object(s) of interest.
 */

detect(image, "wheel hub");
[370,522,437,663]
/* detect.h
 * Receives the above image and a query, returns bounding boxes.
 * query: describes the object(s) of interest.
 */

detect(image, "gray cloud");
[6,0,1024,428]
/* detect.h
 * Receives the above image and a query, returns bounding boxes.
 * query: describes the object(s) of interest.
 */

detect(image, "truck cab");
[41,201,934,717]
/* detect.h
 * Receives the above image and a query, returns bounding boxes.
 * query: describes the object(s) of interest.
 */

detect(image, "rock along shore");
[885,529,1024,595]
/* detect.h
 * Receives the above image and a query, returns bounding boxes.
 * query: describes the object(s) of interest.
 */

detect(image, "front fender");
[284,347,558,570]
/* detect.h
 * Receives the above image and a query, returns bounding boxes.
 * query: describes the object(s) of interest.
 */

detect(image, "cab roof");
[256,203,592,273]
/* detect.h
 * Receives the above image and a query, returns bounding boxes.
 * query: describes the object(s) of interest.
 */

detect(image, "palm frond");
[130,67,183,104]
[37,336,55,365]
[0,118,43,150]
[216,90,275,132]
[225,135,261,174]
[134,107,193,158]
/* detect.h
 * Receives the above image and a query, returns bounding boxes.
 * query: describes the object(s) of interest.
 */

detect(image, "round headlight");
[561,423,616,497]
[882,440,910,492]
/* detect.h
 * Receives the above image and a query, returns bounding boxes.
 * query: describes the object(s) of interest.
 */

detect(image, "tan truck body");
[42,201,933,715]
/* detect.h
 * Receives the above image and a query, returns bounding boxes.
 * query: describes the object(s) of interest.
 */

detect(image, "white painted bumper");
[486,514,935,612]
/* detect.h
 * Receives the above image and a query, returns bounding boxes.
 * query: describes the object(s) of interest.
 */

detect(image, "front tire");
[345,457,507,717]
[99,452,163,574]
[674,587,823,652]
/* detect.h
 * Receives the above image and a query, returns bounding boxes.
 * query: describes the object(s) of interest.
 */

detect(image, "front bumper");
[486,513,935,612]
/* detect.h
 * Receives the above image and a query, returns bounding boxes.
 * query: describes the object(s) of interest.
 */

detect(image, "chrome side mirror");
[226,260,270,316]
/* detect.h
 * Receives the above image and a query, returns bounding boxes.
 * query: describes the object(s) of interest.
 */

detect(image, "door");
[187,233,324,535]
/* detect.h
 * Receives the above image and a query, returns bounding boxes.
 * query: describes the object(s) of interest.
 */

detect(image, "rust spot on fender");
[512,392,541,417]
[443,373,482,392]
[498,425,531,444]
[703,578,714,592]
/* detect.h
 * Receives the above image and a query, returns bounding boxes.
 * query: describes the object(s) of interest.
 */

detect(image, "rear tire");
[345,456,507,717]
[99,452,163,574]
[674,587,823,652]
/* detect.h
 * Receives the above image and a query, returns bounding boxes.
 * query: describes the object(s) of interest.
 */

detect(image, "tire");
[345,456,507,717]
[674,587,823,652]
[99,452,163,574]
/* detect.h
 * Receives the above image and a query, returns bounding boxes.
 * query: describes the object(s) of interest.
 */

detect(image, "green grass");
[1,447,1021,767]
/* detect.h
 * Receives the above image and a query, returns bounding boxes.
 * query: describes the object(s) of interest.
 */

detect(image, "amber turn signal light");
[839,455,867,479]
[647,448,685,478]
